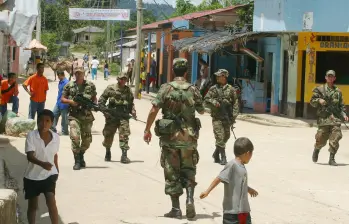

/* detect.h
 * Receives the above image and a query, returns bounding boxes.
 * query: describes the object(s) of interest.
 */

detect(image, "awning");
[172,31,278,54]
[240,48,264,62]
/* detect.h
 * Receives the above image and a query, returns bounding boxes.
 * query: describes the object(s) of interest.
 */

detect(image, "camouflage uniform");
[98,72,135,163]
[310,70,346,166]
[204,69,239,165]
[152,58,205,219]
[62,73,97,170]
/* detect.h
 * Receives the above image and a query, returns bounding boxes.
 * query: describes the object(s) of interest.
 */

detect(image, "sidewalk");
[139,91,349,129]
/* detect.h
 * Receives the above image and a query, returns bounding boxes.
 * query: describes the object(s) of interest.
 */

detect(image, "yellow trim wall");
[298,32,349,104]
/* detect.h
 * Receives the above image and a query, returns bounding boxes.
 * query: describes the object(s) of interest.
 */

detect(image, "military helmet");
[117,72,128,79]
[173,58,188,70]
[214,69,229,77]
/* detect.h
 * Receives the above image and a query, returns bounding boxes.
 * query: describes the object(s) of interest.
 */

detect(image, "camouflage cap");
[74,66,85,74]
[326,70,336,76]
[117,72,128,79]
[173,58,188,69]
[214,69,229,77]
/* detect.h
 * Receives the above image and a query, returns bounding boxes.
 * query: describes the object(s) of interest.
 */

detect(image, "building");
[254,0,349,119]
[132,5,249,87]
[72,26,104,44]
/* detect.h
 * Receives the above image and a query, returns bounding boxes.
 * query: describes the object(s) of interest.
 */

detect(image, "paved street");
[1,67,349,224]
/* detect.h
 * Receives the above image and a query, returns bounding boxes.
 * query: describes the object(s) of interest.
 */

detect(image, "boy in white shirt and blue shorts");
[23,109,60,224]
[200,137,258,224]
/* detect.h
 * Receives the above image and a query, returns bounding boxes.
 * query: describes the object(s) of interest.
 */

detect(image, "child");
[200,137,258,224]
[140,67,146,91]
[23,109,60,224]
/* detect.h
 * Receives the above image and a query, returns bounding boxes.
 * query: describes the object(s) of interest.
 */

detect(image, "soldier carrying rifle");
[310,70,348,166]
[204,69,239,165]
[61,64,97,170]
[98,72,137,163]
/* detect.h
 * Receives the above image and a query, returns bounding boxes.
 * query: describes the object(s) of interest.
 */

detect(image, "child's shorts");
[23,174,58,200]
[223,213,252,224]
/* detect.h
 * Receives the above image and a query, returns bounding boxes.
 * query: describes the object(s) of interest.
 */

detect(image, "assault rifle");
[313,88,349,129]
[216,90,237,139]
[73,93,146,123]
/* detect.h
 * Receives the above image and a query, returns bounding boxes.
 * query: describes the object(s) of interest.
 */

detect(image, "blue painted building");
[254,0,349,32]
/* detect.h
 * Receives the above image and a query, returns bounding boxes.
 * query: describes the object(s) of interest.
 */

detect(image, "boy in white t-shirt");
[23,109,60,224]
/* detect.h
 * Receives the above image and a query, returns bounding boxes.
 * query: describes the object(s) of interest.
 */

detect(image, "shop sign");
[320,41,349,49]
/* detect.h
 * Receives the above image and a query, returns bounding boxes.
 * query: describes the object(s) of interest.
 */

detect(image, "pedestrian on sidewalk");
[91,56,99,80]
[51,70,69,135]
[23,109,60,224]
[200,137,258,224]
[143,58,205,219]
[98,72,137,163]
[310,70,348,166]
[61,65,97,170]
[0,72,19,116]
[204,69,239,165]
[104,60,109,80]
[22,63,49,120]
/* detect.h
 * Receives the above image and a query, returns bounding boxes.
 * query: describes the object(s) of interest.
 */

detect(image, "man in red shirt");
[22,63,49,119]
[0,73,19,116]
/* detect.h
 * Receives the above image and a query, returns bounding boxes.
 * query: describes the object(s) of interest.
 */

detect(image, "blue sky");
[144,0,203,7]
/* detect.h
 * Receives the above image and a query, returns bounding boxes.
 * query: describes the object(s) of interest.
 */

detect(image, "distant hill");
[111,0,175,20]
[45,0,174,20]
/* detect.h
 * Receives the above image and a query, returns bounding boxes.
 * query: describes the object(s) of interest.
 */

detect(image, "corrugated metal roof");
[129,4,247,31]
[172,31,277,53]
[73,26,104,34]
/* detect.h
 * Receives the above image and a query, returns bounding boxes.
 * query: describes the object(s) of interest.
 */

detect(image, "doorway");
[296,51,306,117]
[264,52,273,113]
[280,51,289,115]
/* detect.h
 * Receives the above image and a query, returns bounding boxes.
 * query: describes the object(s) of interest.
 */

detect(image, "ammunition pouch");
[154,119,178,137]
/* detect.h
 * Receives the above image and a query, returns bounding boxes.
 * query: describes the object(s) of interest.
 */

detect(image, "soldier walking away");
[310,70,348,166]
[143,58,205,220]
[98,72,137,163]
[204,69,239,165]
[61,65,97,170]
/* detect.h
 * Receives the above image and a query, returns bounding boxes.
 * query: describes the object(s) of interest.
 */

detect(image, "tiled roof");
[129,4,247,31]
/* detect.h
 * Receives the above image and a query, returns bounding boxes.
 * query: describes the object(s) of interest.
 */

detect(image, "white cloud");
[144,0,203,7]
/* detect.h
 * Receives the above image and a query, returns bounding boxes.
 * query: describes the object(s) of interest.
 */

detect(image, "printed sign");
[69,8,130,21]
[303,12,313,31]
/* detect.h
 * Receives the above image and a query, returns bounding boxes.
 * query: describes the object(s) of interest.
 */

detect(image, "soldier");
[98,72,136,163]
[61,65,97,170]
[204,69,239,165]
[143,58,205,219]
[310,70,348,166]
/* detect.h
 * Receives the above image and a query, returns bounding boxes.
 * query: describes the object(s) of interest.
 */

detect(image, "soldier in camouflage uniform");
[98,72,136,163]
[310,70,348,166]
[143,58,205,219]
[61,65,97,170]
[204,69,239,165]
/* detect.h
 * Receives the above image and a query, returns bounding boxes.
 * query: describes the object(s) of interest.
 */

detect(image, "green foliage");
[172,0,197,17]
[226,2,254,33]
[93,36,106,52]
[41,32,60,58]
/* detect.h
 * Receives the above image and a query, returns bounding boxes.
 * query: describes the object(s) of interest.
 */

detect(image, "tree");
[226,1,254,33]
[172,0,197,17]
[41,32,60,58]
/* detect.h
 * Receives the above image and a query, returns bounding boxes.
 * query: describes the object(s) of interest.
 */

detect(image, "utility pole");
[106,0,112,62]
[36,1,41,41]
[133,0,143,98]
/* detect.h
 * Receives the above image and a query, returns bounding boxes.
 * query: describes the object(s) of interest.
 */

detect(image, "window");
[85,35,89,41]
[12,47,16,61]
[316,51,349,84]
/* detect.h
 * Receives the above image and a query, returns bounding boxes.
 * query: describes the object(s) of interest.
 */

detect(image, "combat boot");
[80,152,86,168]
[220,147,227,165]
[212,148,221,163]
[185,187,196,219]
[73,153,81,170]
[121,149,130,164]
[312,149,320,163]
[329,153,338,166]
[164,196,182,219]
[105,148,111,162]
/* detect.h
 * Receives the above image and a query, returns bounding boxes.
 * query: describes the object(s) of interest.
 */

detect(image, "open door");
[280,51,289,115]
[296,51,306,117]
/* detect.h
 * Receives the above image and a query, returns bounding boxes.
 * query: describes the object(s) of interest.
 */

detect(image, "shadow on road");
[316,163,349,166]
[0,139,66,224]
[110,160,144,163]
[189,212,221,221]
